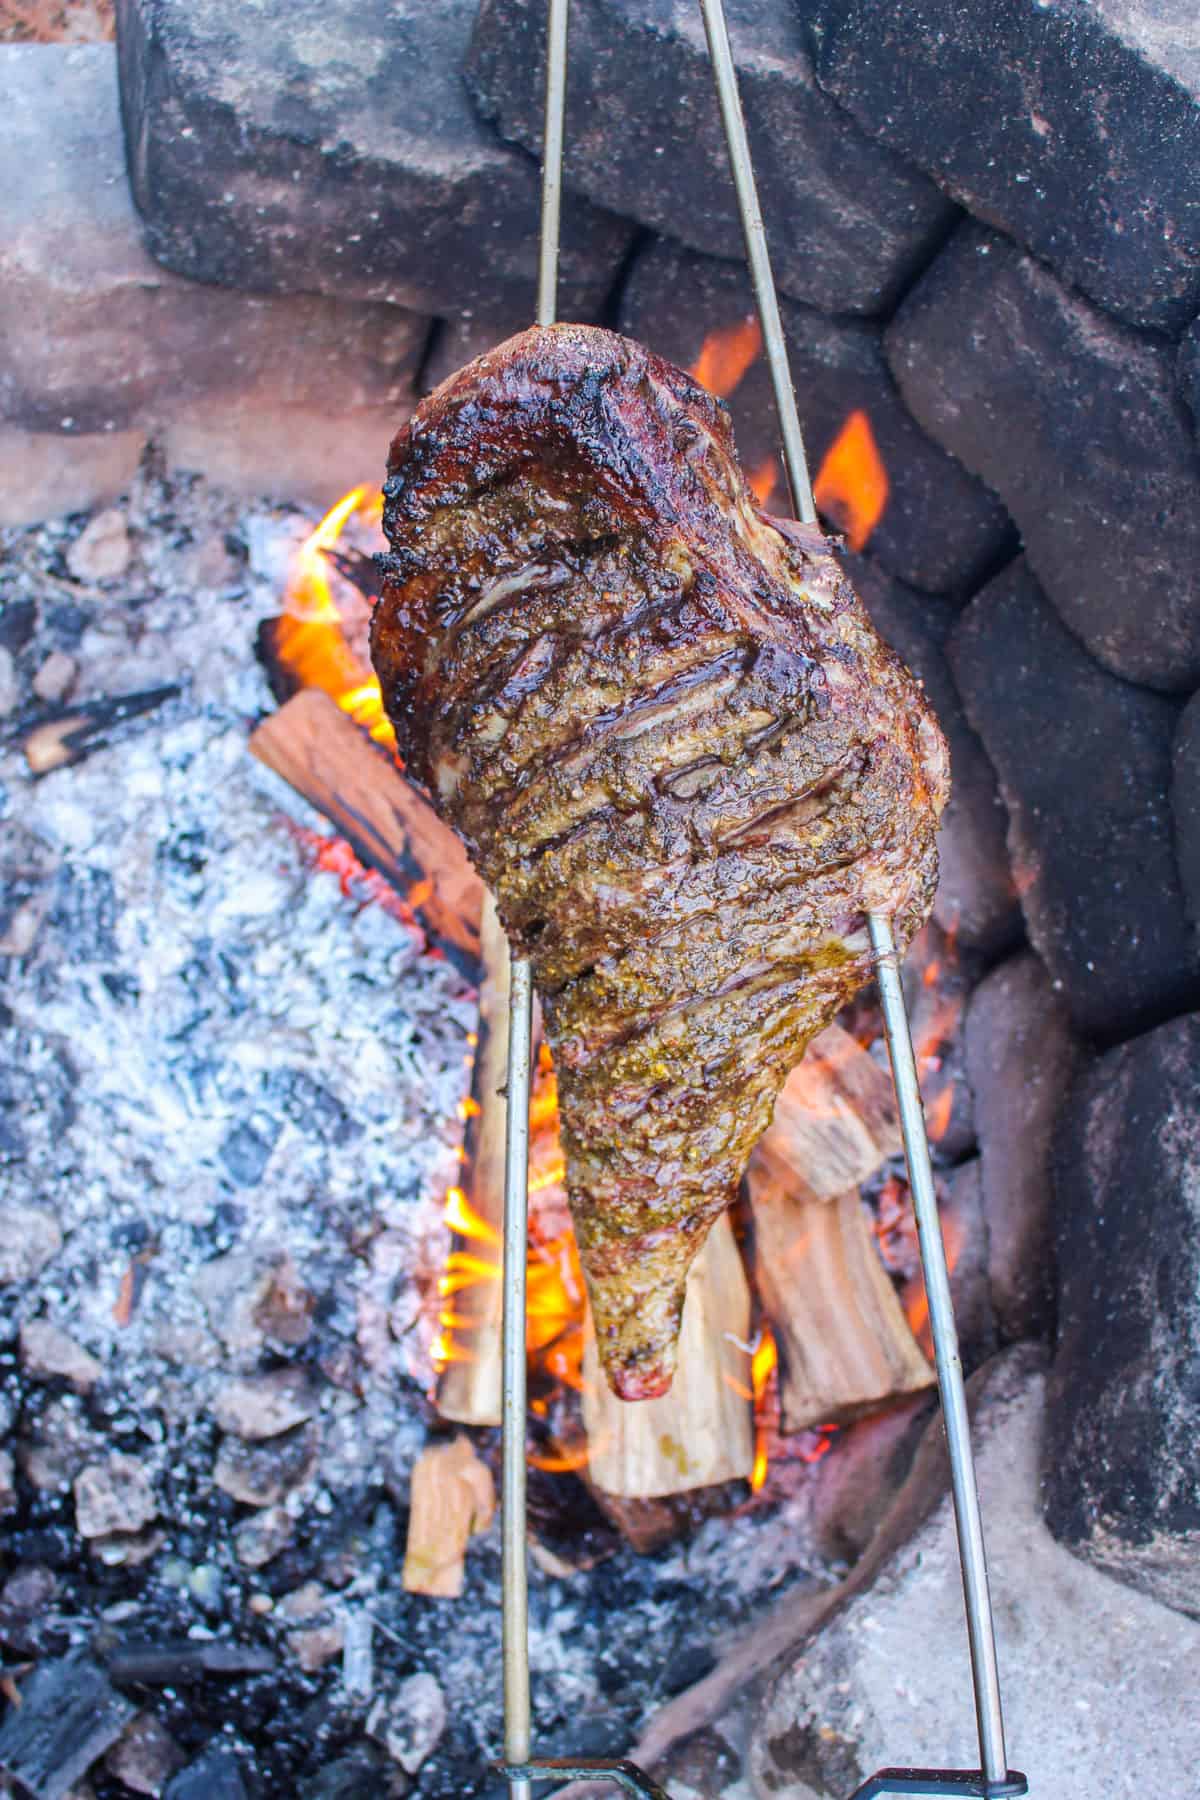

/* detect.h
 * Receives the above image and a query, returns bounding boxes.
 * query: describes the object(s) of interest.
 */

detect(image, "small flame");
[749,457,780,509]
[813,411,888,551]
[750,1327,778,1492]
[275,487,394,747]
[925,1085,955,1143]
[690,317,763,399]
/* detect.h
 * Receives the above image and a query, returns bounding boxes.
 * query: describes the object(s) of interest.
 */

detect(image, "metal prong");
[696,0,817,524]
[869,912,1009,1789]
[501,954,534,1793]
[536,0,571,328]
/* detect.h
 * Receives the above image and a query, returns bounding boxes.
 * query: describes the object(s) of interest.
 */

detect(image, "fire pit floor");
[0,463,832,1798]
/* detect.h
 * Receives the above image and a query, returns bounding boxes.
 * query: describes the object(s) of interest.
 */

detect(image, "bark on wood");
[748,1186,933,1434]
[581,1211,755,1500]
[249,688,483,971]
[402,1435,496,1599]
[435,894,509,1427]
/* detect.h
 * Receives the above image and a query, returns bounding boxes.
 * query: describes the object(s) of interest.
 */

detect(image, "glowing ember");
[813,409,889,551]
[276,487,395,747]
[690,316,763,399]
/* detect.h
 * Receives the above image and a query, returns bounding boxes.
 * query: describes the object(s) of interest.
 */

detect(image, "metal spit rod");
[500,1,1018,1794]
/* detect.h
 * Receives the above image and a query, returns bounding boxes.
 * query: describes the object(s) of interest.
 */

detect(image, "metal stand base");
[849,1773,1028,1800]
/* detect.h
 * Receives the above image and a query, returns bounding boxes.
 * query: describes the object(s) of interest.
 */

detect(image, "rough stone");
[466,0,955,316]
[902,1160,997,1374]
[278,1583,345,1674]
[1174,691,1200,928]
[964,951,1082,1341]
[887,225,1200,693]
[808,0,1200,331]
[211,1367,320,1440]
[66,508,132,584]
[233,1504,294,1570]
[1048,1014,1200,1618]
[806,1389,935,1566]
[618,237,1015,597]
[844,553,1020,955]
[105,1714,185,1797]
[300,1750,409,1799]
[32,651,79,705]
[367,1672,447,1775]
[20,1320,104,1392]
[21,1395,104,1495]
[0,425,147,532]
[115,0,632,323]
[74,1453,158,1538]
[194,1247,313,1360]
[2,46,426,467]
[0,1205,62,1284]
[213,1423,319,1508]
[949,560,1200,1041]
[753,1350,1200,1797]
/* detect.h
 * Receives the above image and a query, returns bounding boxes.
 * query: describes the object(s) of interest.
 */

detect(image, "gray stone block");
[465,0,956,316]
[619,239,1016,597]
[807,0,1200,331]
[753,1349,1200,1797]
[949,560,1200,1042]
[115,0,633,323]
[843,554,1020,955]
[1174,692,1200,928]
[1049,1013,1200,1618]
[887,224,1200,693]
[964,951,1082,1341]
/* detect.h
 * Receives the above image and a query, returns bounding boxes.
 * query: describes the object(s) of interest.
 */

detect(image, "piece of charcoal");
[163,1745,251,1800]
[0,1651,136,1800]
[105,1638,276,1684]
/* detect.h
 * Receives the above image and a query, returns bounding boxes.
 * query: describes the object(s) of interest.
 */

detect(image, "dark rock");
[1178,318,1200,436]
[50,864,117,964]
[266,1069,358,1147]
[1048,1014,1200,1617]
[807,0,1200,331]
[949,560,1200,1041]
[0,1651,136,1800]
[104,1712,185,1797]
[218,1114,281,1188]
[3,47,428,437]
[163,1746,250,1800]
[964,952,1083,1341]
[844,554,1019,956]
[213,1422,319,1507]
[115,0,632,324]
[300,1749,410,1799]
[887,225,1200,693]
[1174,692,1200,927]
[619,239,1015,597]
[466,0,955,316]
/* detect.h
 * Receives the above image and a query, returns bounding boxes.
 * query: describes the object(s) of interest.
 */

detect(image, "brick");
[115,0,632,323]
[1049,1014,1200,1617]
[619,238,1015,596]
[465,0,955,316]
[949,560,1200,1041]
[888,225,1200,692]
[844,554,1020,955]
[808,0,1200,331]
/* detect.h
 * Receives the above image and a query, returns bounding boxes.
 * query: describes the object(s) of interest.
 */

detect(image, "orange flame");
[813,411,888,551]
[690,317,763,399]
[749,1327,778,1492]
[275,487,395,747]
[749,457,780,509]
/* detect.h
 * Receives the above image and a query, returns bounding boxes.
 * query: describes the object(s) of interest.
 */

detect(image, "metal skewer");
[499,2,1026,1796]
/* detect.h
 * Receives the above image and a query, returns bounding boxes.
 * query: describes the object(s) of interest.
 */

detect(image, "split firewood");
[403,1435,496,1599]
[435,894,510,1427]
[581,1211,754,1500]
[249,688,483,971]
[747,1186,933,1434]
[745,1022,932,1434]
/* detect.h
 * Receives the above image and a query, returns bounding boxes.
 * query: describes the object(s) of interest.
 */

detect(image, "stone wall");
[4,0,1200,1631]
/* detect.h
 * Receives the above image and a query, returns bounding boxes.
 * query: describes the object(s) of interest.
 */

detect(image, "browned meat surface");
[371,324,949,1401]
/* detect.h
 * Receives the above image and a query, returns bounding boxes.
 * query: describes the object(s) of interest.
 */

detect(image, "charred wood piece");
[13,685,181,777]
[0,1650,136,1800]
[104,1639,276,1684]
[163,1745,251,1799]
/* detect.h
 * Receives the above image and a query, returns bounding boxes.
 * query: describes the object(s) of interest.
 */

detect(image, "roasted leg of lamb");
[371,325,949,1401]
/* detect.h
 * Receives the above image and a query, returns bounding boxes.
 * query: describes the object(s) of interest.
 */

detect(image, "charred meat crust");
[371,324,949,1401]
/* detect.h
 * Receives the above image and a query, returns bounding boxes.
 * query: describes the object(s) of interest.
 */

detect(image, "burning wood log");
[434,893,510,1427]
[402,1434,496,1599]
[581,1211,754,1500]
[746,1023,933,1433]
[249,688,483,971]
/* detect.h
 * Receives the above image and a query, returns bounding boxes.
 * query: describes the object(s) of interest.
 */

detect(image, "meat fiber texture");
[372,325,948,1401]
